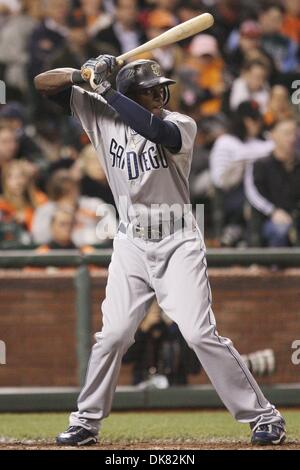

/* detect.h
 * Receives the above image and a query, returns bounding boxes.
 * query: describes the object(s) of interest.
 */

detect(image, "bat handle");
[81,59,124,82]
[81,67,92,81]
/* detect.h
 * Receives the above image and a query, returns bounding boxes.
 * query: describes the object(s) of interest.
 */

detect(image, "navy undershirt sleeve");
[104,89,182,152]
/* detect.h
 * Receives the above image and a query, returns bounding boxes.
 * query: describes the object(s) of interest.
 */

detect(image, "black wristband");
[102,87,116,100]
[71,70,85,85]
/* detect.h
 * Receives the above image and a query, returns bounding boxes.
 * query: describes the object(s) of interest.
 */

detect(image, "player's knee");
[180,324,215,348]
[96,326,134,352]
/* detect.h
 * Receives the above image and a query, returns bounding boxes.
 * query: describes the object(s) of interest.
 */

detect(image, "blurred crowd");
[0,0,300,249]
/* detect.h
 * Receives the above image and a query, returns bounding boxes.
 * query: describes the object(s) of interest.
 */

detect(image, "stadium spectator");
[0,0,18,29]
[177,0,204,27]
[282,0,300,44]
[154,0,180,14]
[27,0,71,80]
[226,21,264,76]
[0,159,47,247]
[122,300,200,386]
[0,0,299,250]
[229,59,271,113]
[190,114,228,204]
[207,0,242,48]
[0,0,41,102]
[73,0,113,37]
[71,144,115,206]
[245,118,300,247]
[135,9,179,75]
[93,0,146,56]
[258,1,299,74]
[37,206,77,250]
[26,0,71,120]
[0,102,44,164]
[48,12,100,73]
[133,8,181,110]
[31,169,116,247]
[0,124,19,166]
[209,100,274,245]
[264,84,295,129]
[0,124,20,193]
[180,34,227,118]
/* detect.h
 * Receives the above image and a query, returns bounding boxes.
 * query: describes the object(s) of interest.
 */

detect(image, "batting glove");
[81,55,117,90]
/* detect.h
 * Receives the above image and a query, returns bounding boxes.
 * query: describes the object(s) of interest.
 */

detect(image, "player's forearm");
[34,68,84,96]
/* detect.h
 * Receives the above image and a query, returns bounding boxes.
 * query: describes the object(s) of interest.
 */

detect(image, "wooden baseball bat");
[81,12,214,81]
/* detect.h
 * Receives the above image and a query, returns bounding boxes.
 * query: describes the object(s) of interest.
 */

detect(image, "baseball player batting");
[35,55,285,446]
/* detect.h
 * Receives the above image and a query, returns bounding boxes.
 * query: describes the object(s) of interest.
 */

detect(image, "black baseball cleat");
[251,422,286,446]
[56,426,98,446]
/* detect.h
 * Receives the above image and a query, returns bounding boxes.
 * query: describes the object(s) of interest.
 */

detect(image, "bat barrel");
[81,13,214,81]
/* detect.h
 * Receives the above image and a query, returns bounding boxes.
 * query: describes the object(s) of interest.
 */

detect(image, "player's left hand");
[81,55,118,90]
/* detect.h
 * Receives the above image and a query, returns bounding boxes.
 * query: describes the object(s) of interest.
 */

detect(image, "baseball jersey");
[70,86,197,225]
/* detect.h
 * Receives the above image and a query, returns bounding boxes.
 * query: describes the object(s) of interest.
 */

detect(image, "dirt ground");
[0,441,298,450]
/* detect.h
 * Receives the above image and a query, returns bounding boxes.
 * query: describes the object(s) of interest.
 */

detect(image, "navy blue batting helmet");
[116,60,176,105]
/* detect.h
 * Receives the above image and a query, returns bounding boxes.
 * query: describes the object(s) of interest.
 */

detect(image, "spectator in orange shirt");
[0,159,47,246]
[264,84,295,129]
[180,34,227,118]
[282,0,300,44]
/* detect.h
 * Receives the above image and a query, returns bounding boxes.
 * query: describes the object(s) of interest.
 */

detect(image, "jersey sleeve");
[163,112,197,156]
[70,86,116,147]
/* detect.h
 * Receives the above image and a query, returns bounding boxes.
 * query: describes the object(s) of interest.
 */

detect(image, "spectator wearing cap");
[135,9,180,75]
[245,118,300,247]
[133,8,182,110]
[258,1,298,74]
[0,102,43,164]
[180,34,227,118]
[209,100,274,245]
[226,20,272,77]
[229,59,271,113]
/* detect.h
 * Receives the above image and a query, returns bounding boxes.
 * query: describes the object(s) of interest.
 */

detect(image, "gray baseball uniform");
[69,85,282,433]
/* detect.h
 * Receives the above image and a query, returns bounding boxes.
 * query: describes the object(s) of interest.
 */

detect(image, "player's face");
[133,85,165,117]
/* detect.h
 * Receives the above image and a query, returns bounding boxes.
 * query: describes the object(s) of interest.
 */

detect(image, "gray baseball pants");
[70,225,282,433]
